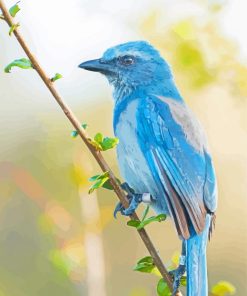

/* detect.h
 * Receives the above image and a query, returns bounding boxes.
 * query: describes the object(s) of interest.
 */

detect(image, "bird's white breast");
[115,100,155,194]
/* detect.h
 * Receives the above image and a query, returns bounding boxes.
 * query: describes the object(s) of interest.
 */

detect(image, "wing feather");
[136,96,215,238]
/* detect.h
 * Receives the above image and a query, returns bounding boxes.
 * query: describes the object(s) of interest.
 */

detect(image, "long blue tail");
[186,214,211,296]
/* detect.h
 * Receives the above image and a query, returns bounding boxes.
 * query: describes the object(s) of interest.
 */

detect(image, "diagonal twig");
[0,1,183,294]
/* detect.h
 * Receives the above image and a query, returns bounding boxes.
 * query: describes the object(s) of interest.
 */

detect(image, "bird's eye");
[119,55,135,66]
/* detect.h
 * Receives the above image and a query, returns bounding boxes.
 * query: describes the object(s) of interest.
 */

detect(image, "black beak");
[78,59,114,75]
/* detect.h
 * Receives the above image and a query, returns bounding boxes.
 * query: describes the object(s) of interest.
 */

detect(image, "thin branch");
[0,1,183,294]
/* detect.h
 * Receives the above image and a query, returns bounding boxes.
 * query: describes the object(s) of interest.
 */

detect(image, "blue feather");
[186,214,211,296]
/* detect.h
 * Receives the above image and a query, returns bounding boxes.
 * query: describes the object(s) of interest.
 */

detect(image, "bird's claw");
[113,202,124,218]
[122,193,142,216]
[121,182,135,195]
[169,264,186,296]
[113,183,142,218]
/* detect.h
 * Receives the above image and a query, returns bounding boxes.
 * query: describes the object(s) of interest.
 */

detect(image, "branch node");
[64,109,70,116]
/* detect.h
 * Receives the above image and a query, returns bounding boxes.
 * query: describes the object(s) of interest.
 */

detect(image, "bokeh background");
[0,0,247,295]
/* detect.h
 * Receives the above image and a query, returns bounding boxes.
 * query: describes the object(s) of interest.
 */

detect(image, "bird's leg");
[113,182,154,218]
[169,240,186,296]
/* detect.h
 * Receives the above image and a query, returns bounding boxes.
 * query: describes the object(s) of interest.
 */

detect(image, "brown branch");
[0,1,183,294]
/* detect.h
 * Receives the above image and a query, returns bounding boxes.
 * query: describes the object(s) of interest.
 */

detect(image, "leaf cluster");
[88,171,111,194]
[88,132,119,151]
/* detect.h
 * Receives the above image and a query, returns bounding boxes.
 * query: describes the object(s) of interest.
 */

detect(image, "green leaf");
[127,211,166,230]
[101,137,119,151]
[137,256,153,265]
[89,172,120,192]
[92,132,119,151]
[157,279,171,296]
[4,58,33,73]
[133,256,155,273]
[141,205,150,221]
[88,171,110,194]
[137,214,166,230]
[94,132,103,143]
[9,22,20,36]
[88,171,109,182]
[71,130,78,138]
[211,281,236,296]
[71,123,88,138]
[127,220,141,228]
[134,262,155,273]
[88,174,101,182]
[101,179,114,190]
[9,2,20,17]
[88,177,109,194]
[51,73,62,82]
[133,256,161,276]
[100,176,121,190]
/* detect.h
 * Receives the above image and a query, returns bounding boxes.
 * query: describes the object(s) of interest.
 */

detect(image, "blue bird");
[79,41,217,296]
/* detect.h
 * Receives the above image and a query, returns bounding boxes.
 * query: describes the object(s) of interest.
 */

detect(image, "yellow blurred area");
[0,0,247,295]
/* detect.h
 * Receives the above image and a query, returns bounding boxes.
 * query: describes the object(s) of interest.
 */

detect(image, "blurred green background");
[0,0,246,295]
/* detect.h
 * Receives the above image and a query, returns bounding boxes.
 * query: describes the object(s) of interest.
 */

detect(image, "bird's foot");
[169,256,186,296]
[113,182,153,218]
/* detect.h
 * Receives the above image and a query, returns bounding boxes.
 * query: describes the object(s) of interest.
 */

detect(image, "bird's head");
[79,41,173,99]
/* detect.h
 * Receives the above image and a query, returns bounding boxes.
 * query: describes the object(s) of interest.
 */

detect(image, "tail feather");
[186,214,211,296]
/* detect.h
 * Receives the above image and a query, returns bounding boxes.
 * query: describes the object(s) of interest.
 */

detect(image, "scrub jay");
[79,41,217,296]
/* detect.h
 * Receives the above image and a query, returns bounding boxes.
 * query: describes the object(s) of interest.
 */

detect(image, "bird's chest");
[114,100,153,193]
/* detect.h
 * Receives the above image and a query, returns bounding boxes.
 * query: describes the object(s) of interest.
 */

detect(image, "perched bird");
[79,41,217,296]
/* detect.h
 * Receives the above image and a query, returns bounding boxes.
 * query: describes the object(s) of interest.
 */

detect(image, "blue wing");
[136,96,217,239]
